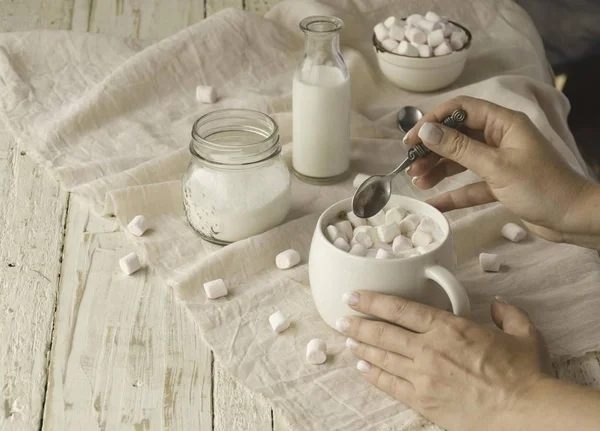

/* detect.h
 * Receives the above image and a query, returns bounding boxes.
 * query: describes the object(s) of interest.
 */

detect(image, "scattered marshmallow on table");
[347,211,367,228]
[203,278,228,299]
[502,223,527,243]
[381,39,399,52]
[349,244,368,257]
[396,40,419,57]
[434,41,453,56]
[334,220,354,241]
[376,249,395,260]
[377,222,401,243]
[269,311,290,333]
[196,85,217,104]
[374,23,389,42]
[353,173,370,188]
[119,252,141,275]
[384,16,397,29]
[412,231,433,247]
[392,235,413,253]
[306,339,327,365]
[333,237,351,252]
[276,249,301,269]
[480,253,502,272]
[128,215,149,237]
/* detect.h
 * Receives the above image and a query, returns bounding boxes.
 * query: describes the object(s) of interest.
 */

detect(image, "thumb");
[417,122,496,178]
[490,297,536,338]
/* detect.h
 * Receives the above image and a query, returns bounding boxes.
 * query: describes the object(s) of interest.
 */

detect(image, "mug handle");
[424,265,471,318]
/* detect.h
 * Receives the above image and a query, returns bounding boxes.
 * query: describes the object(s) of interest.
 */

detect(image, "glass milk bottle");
[293,16,351,185]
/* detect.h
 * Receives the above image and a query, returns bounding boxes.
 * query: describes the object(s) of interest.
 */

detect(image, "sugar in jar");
[183,109,291,245]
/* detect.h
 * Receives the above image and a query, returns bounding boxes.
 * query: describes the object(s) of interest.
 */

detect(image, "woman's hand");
[336,291,552,431]
[403,96,597,243]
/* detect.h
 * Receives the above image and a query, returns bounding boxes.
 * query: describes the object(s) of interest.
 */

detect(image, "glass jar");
[183,109,291,245]
[292,16,351,185]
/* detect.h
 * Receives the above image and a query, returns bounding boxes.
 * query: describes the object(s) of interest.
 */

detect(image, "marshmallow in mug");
[374,11,468,58]
[324,206,445,259]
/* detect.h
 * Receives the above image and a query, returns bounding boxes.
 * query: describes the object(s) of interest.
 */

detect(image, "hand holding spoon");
[352,109,467,218]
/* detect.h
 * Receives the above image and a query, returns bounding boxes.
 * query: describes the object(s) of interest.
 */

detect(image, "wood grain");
[206,0,243,16]
[83,0,205,39]
[244,0,280,15]
[42,196,212,430]
[0,133,68,430]
[0,0,74,31]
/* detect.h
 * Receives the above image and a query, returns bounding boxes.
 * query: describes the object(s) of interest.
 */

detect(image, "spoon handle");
[407,109,467,161]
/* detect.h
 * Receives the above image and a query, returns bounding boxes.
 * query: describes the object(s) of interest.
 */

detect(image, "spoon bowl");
[397,106,424,133]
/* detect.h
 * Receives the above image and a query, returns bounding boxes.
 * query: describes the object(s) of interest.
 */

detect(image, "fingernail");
[418,122,443,144]
[402,134,409,145]
[411,176,420,186]
[335,317,350,333]
[342,291,360,306]
[357,360,371,373]
[406,165,413,175]
[495,295,509,304]
[346,338,360,350]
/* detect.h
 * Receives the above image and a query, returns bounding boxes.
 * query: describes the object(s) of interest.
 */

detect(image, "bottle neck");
[304,33,340,60]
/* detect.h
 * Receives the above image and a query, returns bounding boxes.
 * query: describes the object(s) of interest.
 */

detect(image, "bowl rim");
[316,195,451,262]
[373,19,472,59]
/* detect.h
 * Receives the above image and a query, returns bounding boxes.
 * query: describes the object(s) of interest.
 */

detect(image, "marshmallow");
[203,278,228,299]
[399,214,421,233]
[269,311,290,333]
[381,38,399,52]
[432,230,446,243]
[425,11,441,22]
[480,253,502,272]
[441,21,454,37]
[383,16,397,29]
[306,339,327,364]
[434,41,453,56]
[334,220,353,241]
[275,249,301,269]
[377,222,401,243]
[450,30,466,50]
[326,225,343,243]
[385,206,406,224]
[365,249,379,258]
[373,241,394,253]
[405,27,427,45]
[376,249,395,259]
[406,14,423,26]
[501,223,527,243]
[333,237,351,252]
[392,235,413,253]
[389,24,405,41]
[418,19,440,32]
[128,215,149,237]
[416,217,438,233]
[367,210,386,226]
[396,40,419,57]
[352,231,374,249]
[119,252,141,275]
[347,211,367,228]
[417,44,433,57]
[353,173,369,188]
[355,225,379,243]
[399,249,421,258]
[349,244,368,257]
[411,231,433,247]
[427,29,445,47]
[196,85,217,104]
[374,23,389,42]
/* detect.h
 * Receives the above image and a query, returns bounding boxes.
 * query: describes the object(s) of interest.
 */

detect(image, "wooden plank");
[0,0,74,31]
[85,0,205,39]
[244,0,280,15]
[213,363,273,431]
[42,196,212,430]
[206,0,243,16]
[0,132,69,430]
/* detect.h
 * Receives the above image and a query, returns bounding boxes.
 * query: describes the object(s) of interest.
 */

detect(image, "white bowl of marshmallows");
[373,11,472,92]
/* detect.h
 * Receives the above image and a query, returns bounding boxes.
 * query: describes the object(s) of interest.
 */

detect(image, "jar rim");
[300,16,344,34]
[190,108,281,167]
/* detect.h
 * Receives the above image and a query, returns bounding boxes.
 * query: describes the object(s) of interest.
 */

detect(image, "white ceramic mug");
[309,195,470,329]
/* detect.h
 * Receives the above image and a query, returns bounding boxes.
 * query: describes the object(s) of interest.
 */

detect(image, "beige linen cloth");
[1,0,600,429]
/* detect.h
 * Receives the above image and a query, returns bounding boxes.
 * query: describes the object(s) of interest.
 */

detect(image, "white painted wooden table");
[0,1,599,430]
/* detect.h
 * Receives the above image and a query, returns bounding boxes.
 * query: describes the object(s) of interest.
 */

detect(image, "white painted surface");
[0,1,597,430]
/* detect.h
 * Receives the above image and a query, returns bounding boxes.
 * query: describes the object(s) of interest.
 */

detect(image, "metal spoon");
[352,109,467,219]
[397,106,424,133]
